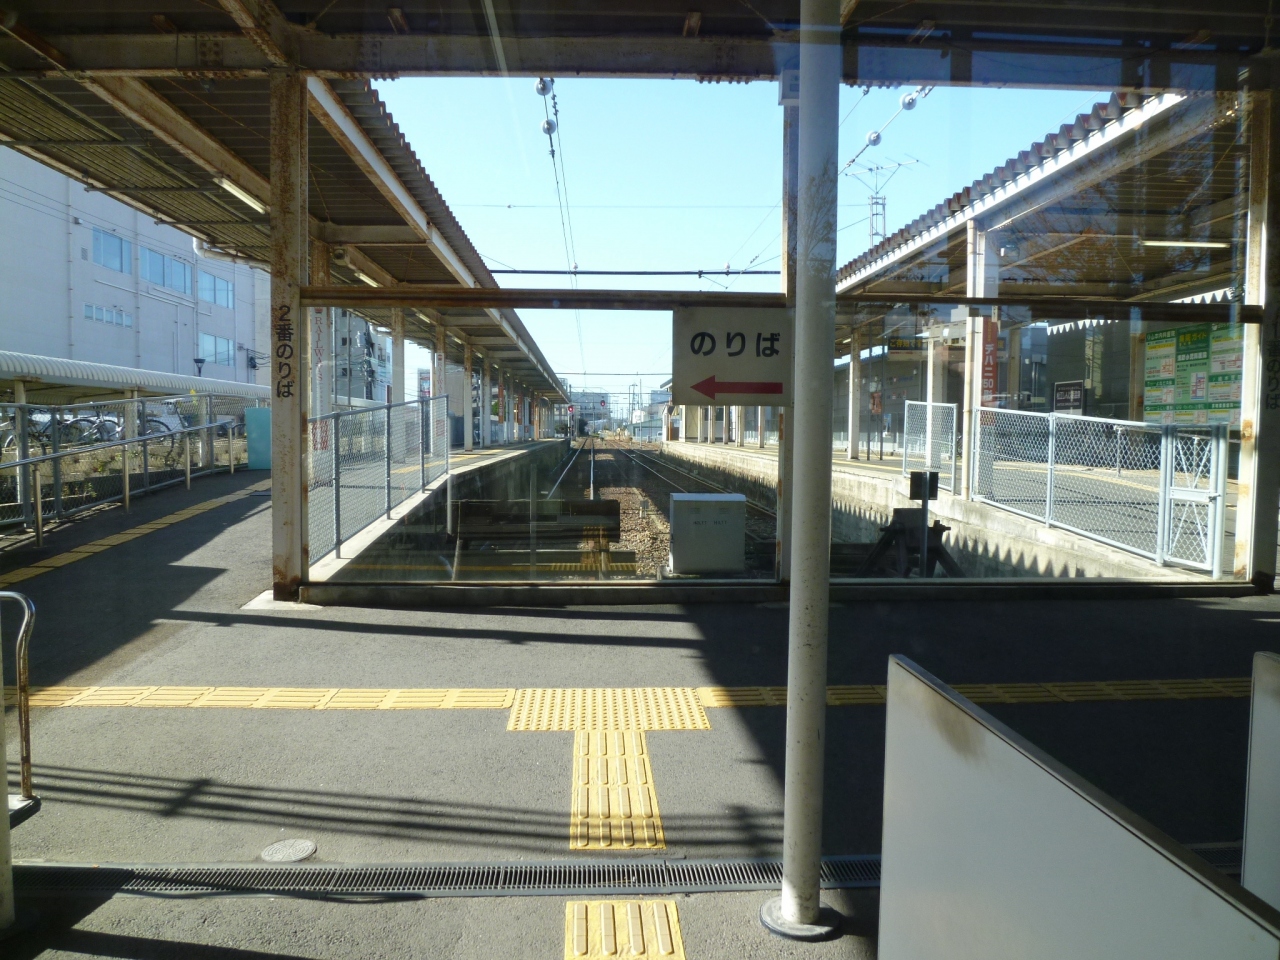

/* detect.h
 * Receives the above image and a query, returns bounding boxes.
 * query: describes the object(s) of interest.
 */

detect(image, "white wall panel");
[1245,651,1280,909]
[880,655,1280,960]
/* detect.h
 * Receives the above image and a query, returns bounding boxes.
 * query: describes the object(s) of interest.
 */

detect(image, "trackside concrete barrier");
[1245,650,1280,910]
[879,655,1280,959]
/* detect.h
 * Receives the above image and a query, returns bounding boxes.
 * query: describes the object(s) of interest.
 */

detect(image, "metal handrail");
[1,590,36,799]
[0,418,239,470]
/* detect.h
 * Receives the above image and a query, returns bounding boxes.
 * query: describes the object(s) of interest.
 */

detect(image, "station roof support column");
[391,308,405,405]
[269,67,310,600]
[463,345,474,452]
[762,0,841,941]
[1238,81,1280,589]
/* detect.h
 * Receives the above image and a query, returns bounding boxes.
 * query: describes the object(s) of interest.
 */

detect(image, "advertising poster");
[1144,323,1242,426]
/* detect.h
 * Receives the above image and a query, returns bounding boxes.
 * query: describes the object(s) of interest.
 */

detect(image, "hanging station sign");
[672,307,794,406]
[1143,323,1243,426]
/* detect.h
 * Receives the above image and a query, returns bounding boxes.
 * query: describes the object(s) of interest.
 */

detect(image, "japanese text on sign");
[672,307,794,406]
[274,304,295,399]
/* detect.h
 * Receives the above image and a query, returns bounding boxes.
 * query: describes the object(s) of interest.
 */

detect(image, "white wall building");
[0,149,268,390]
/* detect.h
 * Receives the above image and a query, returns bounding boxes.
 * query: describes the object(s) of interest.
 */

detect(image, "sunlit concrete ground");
[2,467,1276,957]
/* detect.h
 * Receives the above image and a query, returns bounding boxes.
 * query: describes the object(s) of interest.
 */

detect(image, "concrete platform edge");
[300,578,1258,607]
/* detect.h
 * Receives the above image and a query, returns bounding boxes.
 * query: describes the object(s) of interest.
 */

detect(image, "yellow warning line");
[0,479,271,590]
[571,730,664,851]
[3,679,1252,712]
[2,686,516,710]
[509,688,710,732]
[565,901,685,959]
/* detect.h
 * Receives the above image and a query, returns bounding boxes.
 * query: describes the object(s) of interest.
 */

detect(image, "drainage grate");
[13,856,880,900]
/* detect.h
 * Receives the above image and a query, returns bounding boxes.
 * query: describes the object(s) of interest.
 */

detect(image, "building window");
[198,332,234,366]
[198,272,234,308]
[83,302,133,327]
[141,247,191,294]
[91,227,132,275]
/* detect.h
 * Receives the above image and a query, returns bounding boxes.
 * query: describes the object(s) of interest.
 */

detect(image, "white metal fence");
[972,408,1227,575]
[1,394,260,529]
[902,401,958,492]
[308,396,450,561]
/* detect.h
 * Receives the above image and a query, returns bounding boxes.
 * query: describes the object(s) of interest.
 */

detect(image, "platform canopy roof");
[0,1,1271,375]
[0,2,1272,89]
[834,88,1253,341]
[0,7,575,402]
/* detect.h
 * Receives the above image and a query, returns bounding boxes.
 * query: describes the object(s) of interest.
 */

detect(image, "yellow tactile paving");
[1,685,516,710]
[3,678,1254,711]
[0,479,271,590]
[508,687,710,732]
[565,901,685,959]
[570,730,664,851]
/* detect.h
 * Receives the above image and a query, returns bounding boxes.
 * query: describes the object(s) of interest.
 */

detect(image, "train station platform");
[660,439,1226,581]
[2,464,1277,957]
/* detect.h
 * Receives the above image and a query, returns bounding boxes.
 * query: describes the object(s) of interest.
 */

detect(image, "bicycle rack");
[2,591,38,829]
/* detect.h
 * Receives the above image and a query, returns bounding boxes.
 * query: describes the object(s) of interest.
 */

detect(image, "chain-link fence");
[903,401,957,492]
[0,414,249,535]
[972,407,1227,574]
[308,395,449,562]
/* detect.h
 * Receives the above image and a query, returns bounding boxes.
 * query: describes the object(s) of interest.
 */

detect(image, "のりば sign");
[671,307,794,406]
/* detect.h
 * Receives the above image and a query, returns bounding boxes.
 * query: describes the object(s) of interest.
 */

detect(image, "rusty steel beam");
[306,76,476,288]
[0,33,1245,90]
[216,0,293,66]
[299,284,1261,324]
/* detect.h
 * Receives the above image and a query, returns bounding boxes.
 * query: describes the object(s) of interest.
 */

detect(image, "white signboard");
[672,307,793,406]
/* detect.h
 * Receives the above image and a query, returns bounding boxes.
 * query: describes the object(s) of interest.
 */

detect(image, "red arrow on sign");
[691,375,784,400]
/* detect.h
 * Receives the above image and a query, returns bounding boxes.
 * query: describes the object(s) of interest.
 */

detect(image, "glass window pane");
[83,303,93,320]
[94,306,104,322]
[199,332,214,359]
[124,313,133,328]
[199,273,214,302]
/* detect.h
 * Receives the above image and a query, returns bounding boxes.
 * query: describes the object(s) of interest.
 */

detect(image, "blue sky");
[377,78,1107,407]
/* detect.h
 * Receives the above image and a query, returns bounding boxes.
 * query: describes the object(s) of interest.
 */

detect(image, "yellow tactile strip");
[0,479,271,590]
[2,686,515,710]
[508,688,710,732]
[3,679,1252,711]
[571,730,664,851]
[695,676,1253,707]
[565,901,685,959]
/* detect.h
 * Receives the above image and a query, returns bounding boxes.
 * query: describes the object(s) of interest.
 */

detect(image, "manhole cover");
[260,839,316,863]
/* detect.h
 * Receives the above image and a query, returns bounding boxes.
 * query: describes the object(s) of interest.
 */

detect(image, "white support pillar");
[0,664,11,931]
[481,361,491,447]
[434,325,447,405]
[269,68,310,601]
[679,404,688,440]
[846,335,860,460]
[758,406,766,447]
[777,92,800,582]
[736,406,745,447]
[762,0,840,939]
[390,308,405,405]
[506,370,515,442]
[961,222,995,499]
[310,240,334,418]
[463,344,474,452]
[1237,85,1280,588]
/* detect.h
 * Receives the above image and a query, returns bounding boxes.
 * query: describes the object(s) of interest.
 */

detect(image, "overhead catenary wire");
[538,78,586,374]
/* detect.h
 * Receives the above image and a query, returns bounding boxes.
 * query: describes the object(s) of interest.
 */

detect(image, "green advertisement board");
[1144,323,1243,426]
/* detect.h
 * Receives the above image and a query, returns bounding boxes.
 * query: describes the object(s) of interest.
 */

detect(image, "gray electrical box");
[668,493,746,574]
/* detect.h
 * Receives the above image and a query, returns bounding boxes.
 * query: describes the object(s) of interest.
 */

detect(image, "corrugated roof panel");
[0,351,270,399]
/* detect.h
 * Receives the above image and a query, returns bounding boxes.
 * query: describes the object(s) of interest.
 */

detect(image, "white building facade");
[0,149,268,389]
